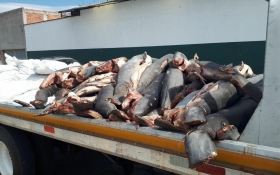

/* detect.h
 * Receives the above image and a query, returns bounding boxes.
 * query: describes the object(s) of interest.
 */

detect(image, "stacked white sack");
[0,54,80,107]
[33,60,68,74]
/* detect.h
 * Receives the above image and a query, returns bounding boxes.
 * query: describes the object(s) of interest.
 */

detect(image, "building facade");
[0,8,26,63]
[0,8,61,63]
[24,0,268,73]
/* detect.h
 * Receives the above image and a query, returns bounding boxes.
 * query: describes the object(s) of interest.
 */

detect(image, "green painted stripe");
[27,41,265,74]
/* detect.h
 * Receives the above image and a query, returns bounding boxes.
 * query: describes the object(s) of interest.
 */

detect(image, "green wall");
[27,41,265,74]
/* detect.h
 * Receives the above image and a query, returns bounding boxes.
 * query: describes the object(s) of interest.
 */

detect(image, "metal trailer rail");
[0,1,278,175]
[0,104,279,175]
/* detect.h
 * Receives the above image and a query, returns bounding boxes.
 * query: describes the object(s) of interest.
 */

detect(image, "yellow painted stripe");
[216,149,280,174]
[1,106,280,174]
[0,107,185,152]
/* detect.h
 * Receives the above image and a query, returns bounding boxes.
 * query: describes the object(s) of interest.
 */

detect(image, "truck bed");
[0,103,279,175]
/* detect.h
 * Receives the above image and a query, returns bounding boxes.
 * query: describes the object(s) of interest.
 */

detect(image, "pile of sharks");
[17,52,263,168]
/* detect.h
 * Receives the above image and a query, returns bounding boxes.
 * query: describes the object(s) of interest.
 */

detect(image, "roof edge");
[58,0,130,13]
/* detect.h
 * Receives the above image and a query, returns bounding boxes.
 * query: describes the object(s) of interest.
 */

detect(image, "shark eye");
[222,122,227,127]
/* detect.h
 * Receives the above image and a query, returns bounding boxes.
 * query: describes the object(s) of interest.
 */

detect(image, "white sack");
[0,74,46,103]
[0,80,40,101]
[0,65,18,73]
[8,89,38,107]
[4,54,37,75]
[0,70,21,81]
[0,71,37,82]
[33,60,68,74]
[4,54,18,67]
[17,59,36,75]
[25,74,47,81]
[7,92,55,107]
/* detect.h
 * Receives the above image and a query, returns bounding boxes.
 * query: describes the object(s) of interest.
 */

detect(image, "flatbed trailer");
[0,104,280,175]
[0,1,280,175]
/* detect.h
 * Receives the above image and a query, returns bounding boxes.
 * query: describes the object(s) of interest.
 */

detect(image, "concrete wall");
[25,0,268,51]
[0,8,60,60]
[0,8,26,50]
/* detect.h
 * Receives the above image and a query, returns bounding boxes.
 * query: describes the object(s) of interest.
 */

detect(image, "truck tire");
[0,124,35,175]
[27,133,54,175]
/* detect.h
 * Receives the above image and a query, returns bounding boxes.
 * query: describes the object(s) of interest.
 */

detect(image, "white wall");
[25,0,268,51]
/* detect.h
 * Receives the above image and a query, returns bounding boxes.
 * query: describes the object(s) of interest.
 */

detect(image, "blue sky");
[0,0,107,13]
